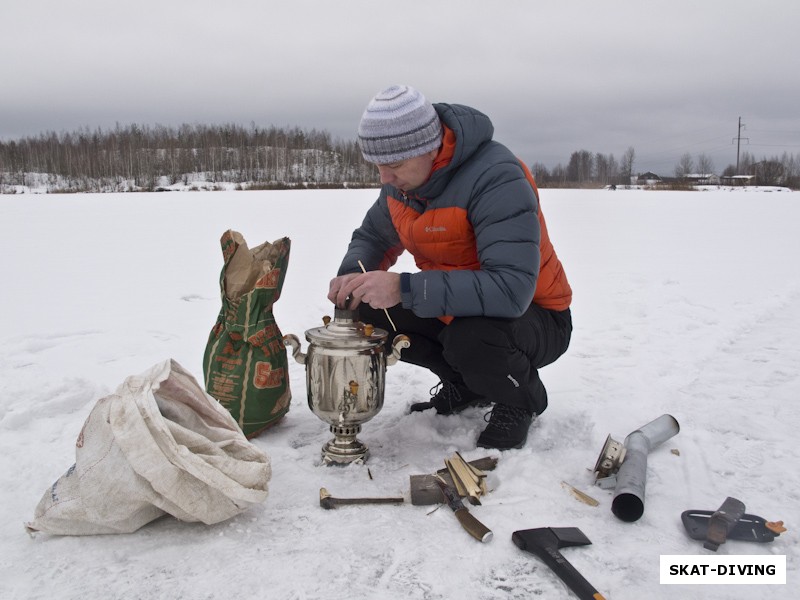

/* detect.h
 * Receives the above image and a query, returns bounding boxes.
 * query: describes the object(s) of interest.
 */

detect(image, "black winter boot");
[476,404,535,450]
[409,381,488,415]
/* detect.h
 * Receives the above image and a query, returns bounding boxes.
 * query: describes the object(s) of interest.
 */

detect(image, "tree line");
[531,147,638,187]
[532,147,799,188]
[0,123,380,192]
[682,150,798,187]
[1,123,797,192]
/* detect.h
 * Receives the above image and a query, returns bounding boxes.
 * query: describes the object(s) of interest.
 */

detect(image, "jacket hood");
[434,103,494,165]
[413,103,494,199]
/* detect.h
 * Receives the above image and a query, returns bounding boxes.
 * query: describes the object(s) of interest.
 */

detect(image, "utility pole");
[733,117,749,175]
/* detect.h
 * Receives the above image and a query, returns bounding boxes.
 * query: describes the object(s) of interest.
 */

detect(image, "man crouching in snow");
[328,85,572,450]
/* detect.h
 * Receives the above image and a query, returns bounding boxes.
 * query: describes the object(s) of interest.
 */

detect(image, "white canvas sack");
[26,359,271,535]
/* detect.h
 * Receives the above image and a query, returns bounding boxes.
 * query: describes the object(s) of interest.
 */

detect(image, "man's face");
[375,149,438,192]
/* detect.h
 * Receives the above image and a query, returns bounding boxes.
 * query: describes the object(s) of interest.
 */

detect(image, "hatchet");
[512,527,606,600]
[319,487,404,510]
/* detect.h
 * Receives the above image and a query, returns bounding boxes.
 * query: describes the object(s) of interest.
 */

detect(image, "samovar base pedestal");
[322,424,370,465]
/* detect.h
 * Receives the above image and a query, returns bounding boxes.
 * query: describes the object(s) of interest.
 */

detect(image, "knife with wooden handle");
[434,476,493,542]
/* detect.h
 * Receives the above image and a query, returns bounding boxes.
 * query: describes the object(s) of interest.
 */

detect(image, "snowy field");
[1,187,797,599]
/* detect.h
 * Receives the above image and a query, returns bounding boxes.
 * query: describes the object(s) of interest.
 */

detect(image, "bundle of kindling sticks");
[443,452,489,506]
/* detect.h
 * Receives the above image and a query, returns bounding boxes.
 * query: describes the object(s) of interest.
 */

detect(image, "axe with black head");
[512,527,606,600]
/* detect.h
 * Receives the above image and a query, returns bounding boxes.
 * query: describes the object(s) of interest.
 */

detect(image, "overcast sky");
[2,0,798,174]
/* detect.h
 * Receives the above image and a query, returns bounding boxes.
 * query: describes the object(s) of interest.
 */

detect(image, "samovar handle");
[283,334,306,364]
[387,334,410,366]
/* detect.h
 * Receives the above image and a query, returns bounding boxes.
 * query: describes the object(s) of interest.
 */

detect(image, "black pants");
[358,303,572,415]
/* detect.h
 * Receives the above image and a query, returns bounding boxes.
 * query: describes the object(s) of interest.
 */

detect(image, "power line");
[747,128,800,136]
[749,143,800,149]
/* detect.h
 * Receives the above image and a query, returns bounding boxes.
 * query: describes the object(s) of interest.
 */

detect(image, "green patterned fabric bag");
[203,230,291,438]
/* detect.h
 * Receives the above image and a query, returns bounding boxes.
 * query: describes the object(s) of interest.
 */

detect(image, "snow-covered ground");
[1,188,797,599]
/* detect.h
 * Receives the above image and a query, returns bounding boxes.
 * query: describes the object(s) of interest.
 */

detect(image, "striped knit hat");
[358,85,443,164]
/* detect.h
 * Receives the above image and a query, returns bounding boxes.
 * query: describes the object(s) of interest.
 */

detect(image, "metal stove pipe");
[611,414,680,522]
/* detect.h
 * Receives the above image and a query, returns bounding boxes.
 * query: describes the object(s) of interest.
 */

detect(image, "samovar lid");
[304,307,388,348]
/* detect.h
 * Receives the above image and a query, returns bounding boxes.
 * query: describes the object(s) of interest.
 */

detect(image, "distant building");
[682,173,720,185]
[720,174,755,186]
[636,171,663,186]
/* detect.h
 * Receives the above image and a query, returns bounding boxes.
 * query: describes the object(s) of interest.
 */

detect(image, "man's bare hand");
[328,271,401,310]
[327,273,360,307]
